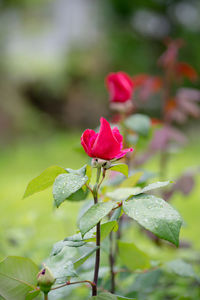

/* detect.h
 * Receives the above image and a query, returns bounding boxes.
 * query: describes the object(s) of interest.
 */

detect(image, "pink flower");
[106,71,134,103]
[81,118,133,160]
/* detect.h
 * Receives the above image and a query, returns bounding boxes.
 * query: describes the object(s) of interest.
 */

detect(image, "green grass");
[0,131,86,263]
[0,130,199,267]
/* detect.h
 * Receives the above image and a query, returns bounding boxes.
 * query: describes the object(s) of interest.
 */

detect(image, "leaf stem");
[51,280,96,293]
[85,183,93,193]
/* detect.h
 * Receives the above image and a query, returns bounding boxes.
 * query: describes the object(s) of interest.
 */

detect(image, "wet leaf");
[165,259,197,279]
[118,241,150,271]
[109,164,129,177]
[53,172,88,207]
[79,202,115,236]
[24,166,66,198]
[0,256,39,300]
[123,194,182,246]
[120,172,143,188]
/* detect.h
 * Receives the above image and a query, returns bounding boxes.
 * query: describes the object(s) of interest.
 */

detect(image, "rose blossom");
[81,117,133,160]
[106,71,134,103]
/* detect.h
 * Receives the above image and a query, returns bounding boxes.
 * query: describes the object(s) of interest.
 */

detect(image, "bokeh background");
[0,0,200,291]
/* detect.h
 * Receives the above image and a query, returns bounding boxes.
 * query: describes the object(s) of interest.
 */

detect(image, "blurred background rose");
[1,0,200,141]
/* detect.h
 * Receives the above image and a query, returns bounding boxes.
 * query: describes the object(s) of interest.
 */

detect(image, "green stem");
[92,166,102,296]
[96,166,101,184]
[160,150,169,180]
[44,294,48,300]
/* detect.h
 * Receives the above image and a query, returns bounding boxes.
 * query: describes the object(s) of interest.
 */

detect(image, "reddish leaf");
[176,62,198,82]
[151,118,163,126]
[133,74,163,101]
[158,38,183,68]
[133,74,149,88]
[165,99,177,113]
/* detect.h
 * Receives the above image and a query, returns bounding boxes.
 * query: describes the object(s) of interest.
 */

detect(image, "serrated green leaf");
[110,207,122,221]
[85,221,118,242]
[74,247,98,269]
[109,164,129,177]
[139,181,171,194]
[123,194,182,246]
[66,164,90,178]
[51,240,86,256]
[0,256,39,300]
[106,188,141,201]
[106,181,171,202]
[63,221,117,245]
[118,241,150,271]
[79,202,115,236]
[130,269,162,294]
[24,166,66,198]
[46,248,78,283]
[120,172,143,188]
[53,173,88,207]
[165,259,197,279]
[67,187,88,202]
[25,290,40,300]
[124,114,151,136]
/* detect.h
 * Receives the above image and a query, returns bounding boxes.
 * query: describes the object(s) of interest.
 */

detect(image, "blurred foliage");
[0,0,200,136]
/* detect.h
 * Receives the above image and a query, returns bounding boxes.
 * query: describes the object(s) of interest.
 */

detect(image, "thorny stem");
[51,280,96,295]
[92,166,104,296]
[93,221,100,296]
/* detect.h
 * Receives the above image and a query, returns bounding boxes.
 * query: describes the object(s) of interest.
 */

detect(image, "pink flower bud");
[106,71,134,103]
[81,117,133,161]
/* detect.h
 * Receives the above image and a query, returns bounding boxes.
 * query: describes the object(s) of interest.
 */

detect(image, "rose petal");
[115,148,133,159]
[81,129,97,157]
[91,118,122,160]
[112,127,123,148]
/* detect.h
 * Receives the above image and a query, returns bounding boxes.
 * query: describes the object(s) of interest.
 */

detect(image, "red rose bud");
[37,266,55,294]
[106,71,134,103]
[81,117,133,161]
